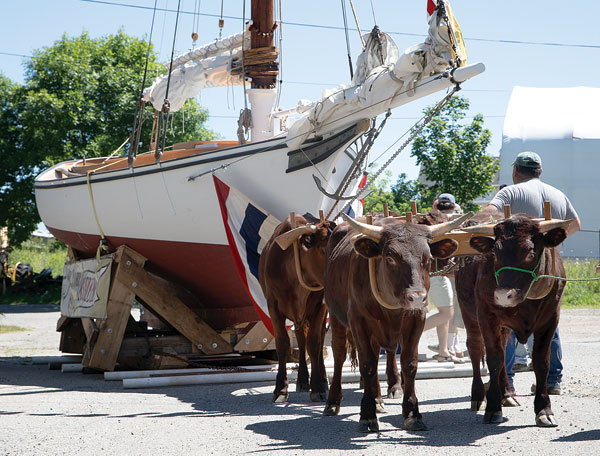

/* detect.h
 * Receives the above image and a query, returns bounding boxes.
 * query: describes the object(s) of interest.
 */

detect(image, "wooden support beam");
[114,251,233,356]
[234,321,276,352]
[58,319,86,354]
[86,246,145,371]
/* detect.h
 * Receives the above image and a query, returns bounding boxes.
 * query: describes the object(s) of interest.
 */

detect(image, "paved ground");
[1,304,599,455]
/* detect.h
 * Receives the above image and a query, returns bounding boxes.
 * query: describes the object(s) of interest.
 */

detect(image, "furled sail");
[285,1,468,149]
[142,29,250,112]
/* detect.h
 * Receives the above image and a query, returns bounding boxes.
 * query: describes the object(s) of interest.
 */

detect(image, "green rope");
[495,253,600,300]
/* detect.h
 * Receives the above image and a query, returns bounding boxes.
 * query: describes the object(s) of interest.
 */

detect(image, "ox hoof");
[310,391,327,402]
[272,392,289,404]
[471,400,486,411]
[387,388,402,400]
[502,396,521,407]
[358,418,379,433]
[482,411,503,424]
[404,416,428,431]
[323,403,340,416]
[296,382,310,392]
[536,412,558,428]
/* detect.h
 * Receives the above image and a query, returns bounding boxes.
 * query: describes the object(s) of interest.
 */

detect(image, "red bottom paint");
[48,226,260,329]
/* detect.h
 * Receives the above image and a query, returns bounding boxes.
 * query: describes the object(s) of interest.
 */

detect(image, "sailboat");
[34,0,484,330]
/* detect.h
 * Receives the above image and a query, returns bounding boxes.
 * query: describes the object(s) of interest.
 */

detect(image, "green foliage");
[410,95,498,211]
[363,169,430,215]
[0,31,215,248]
[8,237,68,277]
[561,259,600,308]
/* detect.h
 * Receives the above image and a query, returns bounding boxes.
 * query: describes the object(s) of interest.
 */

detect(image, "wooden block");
[433,230,490,256]
[115,257,233,355]
[86,246,144,371]
[56,316,71,332]
[234,321,275,352]
[81,318,99,345]
[58,319,86,354]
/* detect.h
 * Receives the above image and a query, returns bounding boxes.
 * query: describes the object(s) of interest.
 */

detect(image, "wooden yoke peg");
[319,210,325,222]
[366,215,373,225]
[504,204,511,219]
[405,211,413,223]
[544,201,552,221]
[290,212,296,229]
[411,200,418,216]
[383,203,389,217]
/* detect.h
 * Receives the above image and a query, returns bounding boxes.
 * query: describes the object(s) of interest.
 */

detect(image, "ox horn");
[341,213,383,242]
[461,223,496,236]
[538,218,574,233]
[275,224,318,250]
[424,211,474,238]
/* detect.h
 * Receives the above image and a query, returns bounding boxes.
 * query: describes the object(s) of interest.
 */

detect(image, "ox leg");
[480,322,505,424]
[356,333,380,433]
[532,321,558,427]
[295,323,311,393]
[386,347,402,400]
[307,294,328,402]
[324,316,346,416]
[400,321,427,431]
[463,317,486,411]
[269,305,291,404]
[500,328,520,408]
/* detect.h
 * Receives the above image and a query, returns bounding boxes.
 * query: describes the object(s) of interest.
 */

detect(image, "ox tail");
[346,329,358,371]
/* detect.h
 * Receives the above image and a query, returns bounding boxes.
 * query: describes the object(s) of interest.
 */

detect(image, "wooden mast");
[247,0,278,89]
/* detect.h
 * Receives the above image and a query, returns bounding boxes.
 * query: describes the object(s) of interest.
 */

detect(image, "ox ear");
[430,239,458,259]
[543,228,567,248]
[353,237,382,259]
[470,236,494,253]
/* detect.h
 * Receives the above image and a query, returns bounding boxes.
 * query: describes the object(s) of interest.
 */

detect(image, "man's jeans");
[506,328,562,388]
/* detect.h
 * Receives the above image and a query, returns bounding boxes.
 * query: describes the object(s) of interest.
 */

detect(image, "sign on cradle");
[60,257,112,319]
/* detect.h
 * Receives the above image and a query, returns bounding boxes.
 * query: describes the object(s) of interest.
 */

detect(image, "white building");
[499,86,600,258]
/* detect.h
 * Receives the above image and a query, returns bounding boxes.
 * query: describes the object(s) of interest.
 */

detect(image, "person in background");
[425,193,466,363]
[480,151,581,395]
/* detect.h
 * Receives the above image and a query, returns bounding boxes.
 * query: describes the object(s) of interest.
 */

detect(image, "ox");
[455,215,571,427]
[259,213,335,403]
[323,212,470,432]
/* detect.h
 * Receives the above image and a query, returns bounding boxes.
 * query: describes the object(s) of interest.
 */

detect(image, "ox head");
[465,215,571,308]
[275,216,336,285]
[343,212,471,310]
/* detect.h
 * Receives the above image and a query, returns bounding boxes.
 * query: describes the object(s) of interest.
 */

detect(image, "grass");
[561,258,600,308]
[0,325,29,333]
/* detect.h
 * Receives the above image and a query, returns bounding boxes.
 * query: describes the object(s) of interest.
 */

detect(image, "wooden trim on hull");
[48,226,260,329]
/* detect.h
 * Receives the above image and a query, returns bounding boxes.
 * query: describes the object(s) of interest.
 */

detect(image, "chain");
[334,85,460,220]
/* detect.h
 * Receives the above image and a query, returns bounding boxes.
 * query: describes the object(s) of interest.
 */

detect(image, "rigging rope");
[340,0,354,80]
[128,0,158,166]
[348,0,365,49]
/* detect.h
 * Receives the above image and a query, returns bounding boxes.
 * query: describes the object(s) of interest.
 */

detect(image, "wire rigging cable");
[340,0,354,80]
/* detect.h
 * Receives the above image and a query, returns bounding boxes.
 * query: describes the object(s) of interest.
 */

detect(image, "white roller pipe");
[123,369,298,389]
[105,364,278,381]
[61,363,84,373]
[334,365,487,384]
[30,355,82,365]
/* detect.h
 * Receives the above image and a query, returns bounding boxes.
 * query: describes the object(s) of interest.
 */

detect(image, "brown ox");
[455,215,571,427]
[259,214,335,403]
[323,212,469,432]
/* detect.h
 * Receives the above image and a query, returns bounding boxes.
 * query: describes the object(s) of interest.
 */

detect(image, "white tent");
[499,86,600,258]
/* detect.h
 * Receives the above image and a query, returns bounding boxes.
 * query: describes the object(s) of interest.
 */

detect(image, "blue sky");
[2,0,599,184]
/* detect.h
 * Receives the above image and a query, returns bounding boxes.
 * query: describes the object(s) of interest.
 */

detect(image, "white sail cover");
[142,29,250,112]
[285,2,467,149]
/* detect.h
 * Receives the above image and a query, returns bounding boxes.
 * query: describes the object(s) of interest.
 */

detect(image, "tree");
[0,31,215,247]
[410,95,498,212]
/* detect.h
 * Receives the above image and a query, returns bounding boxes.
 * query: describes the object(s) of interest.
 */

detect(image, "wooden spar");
[249,0,277,89]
